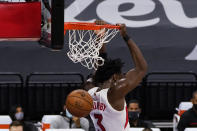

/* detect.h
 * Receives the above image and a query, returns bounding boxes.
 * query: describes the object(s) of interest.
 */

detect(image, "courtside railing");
[127,72,197,120]
[0,72,23,115]
[0,72,196,121]
[25,72,84,120]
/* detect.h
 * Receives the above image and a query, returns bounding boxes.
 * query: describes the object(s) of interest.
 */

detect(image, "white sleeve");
[49,117,59,129]
[80,117,89,131]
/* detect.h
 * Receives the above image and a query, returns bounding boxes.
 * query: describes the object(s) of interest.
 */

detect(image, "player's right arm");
[83,20,107,91]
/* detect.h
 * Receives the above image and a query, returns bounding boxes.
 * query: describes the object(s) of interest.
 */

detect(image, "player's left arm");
[121,25,147,96]
[109,24,147,103]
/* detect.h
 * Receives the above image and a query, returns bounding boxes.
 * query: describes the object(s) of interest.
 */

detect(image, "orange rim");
[64,22,120,30]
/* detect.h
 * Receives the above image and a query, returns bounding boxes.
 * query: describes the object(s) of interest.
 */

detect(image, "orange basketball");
[66,89,93,117]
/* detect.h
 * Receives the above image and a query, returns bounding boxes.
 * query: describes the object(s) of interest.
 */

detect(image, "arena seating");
[0,115,12,129]
[42,115,61,130]
[0,72,196,130]
[126,72,197,120]
[185,128,197,131]
[25,72,84,120]
[173,102,193,131]
[0,73,23,115]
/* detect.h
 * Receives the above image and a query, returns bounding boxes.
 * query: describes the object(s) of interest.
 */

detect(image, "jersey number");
[94,114,106,131]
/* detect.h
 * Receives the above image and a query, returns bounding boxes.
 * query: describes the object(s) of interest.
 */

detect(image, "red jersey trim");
[190,123,197,125]
[124,106,129,129]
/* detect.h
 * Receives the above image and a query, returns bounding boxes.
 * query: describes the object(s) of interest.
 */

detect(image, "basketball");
[66,89,93,117]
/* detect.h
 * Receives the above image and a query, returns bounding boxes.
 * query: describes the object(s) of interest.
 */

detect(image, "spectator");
[128,100,154,128]
[9,105,38,131]
[9,121,23,131]
[49,103,89,131]
[42,0,51,14]
[177,90,197,131]
[86,115,95,131]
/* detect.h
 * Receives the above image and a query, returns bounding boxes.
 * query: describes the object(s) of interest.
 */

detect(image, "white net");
[67,28,119,70]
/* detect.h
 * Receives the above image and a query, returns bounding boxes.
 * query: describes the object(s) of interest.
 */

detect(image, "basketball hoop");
[64,22,120,70]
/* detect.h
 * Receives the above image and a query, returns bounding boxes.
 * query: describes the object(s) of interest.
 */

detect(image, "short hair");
[128,99,141,108]
[9,121,23,129]
[192,90,197,98]
[94,58,124,84]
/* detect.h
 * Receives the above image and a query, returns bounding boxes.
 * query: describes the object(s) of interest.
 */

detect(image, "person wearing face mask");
[128,100,154,128]
[9,105,38,131]
[177,91,197,131]
[49,103,89,131]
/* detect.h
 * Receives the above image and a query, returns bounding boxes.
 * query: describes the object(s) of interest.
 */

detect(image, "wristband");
[123,34,130,42]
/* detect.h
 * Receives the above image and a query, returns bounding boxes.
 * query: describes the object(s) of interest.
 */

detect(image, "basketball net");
[66,27,119,70]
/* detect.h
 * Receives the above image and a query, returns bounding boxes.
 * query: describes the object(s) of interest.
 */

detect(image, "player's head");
[9,121,23,131]
[94,58,124,85]
[191,90,197,110]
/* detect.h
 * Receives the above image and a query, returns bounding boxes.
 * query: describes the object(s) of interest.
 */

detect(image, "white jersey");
[88,87,130,131]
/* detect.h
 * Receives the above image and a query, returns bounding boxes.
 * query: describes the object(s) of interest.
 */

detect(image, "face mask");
[15,112,24,120]
[66,109,72,118]
[128,111,140,121]
[193,104,197,110]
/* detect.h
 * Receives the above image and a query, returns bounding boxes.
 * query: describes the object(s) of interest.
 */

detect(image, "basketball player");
[86,22,148,131]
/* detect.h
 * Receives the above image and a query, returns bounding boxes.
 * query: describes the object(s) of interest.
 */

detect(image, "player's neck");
[97,81,111,91]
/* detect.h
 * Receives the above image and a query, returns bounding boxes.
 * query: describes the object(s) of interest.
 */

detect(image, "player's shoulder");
[181,108,193,118]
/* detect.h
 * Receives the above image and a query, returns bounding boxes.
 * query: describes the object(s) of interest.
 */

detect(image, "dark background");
[0,0,197,76]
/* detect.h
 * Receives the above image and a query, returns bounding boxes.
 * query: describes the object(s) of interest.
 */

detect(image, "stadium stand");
[0,73,23,115]
[173,102,193,131]
[0,72,196,131]
[0,115,12,129]
[126,72,197,121]
[25,72,84,120]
